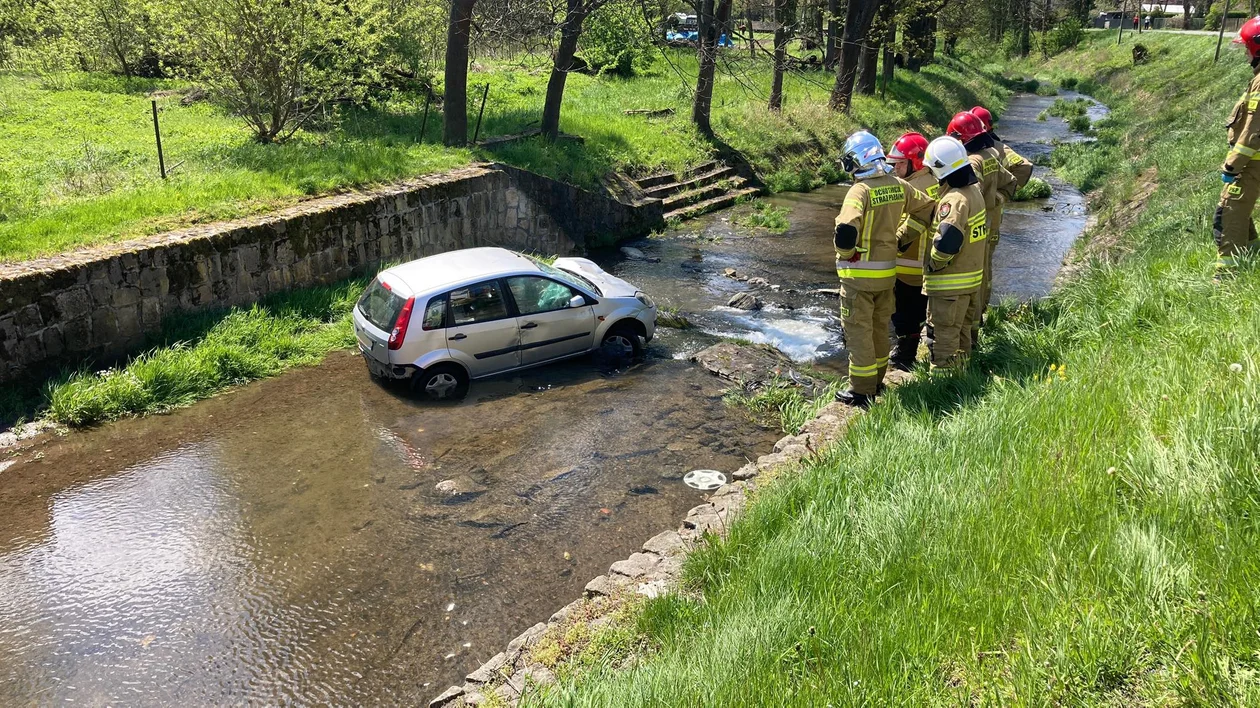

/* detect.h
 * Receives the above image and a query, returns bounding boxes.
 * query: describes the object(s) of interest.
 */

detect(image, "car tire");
[601,323,643,359]
[412,364,469,401]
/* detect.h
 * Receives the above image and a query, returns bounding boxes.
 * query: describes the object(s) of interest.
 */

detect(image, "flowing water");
[0,93,1102,706]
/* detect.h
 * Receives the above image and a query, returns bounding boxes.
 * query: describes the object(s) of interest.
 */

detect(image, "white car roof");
[382,247,541,294]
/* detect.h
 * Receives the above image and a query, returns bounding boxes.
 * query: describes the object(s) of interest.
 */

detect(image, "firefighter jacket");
[893,168,941,287]
[969,147,1018,233]
[993,138,1033,188]
[922,182,988,296]
[834,174,937,292]
[1224,67,1260,174]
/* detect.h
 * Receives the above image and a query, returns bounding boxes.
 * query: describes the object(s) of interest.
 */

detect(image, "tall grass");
[724,376,843,434]
[522,33,1260,706]
[41,279,365,426]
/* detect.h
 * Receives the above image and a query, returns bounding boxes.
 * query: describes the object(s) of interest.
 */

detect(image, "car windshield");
[529,257,602,296]
[357,278,405,331]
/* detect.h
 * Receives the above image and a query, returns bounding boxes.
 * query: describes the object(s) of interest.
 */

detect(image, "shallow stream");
[0,92,1103,705]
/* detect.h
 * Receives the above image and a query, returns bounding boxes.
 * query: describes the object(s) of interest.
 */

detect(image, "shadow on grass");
[892,297,1065,417]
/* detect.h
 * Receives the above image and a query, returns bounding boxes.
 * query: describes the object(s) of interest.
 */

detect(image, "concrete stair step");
[661,177,746,210]
[663,187,761,222]
[634,159,723,190]
[644,166,737,199]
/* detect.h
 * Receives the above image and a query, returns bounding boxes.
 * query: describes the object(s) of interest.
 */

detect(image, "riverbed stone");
[506,622,547,655]
[727,292,762,310]
[609,552,660,580]
[466,651,510,685]
[732,462,760,480]
[642,529,687,557]
[583,574,618,598]
[429,685,464,707]
[435,475,488,499]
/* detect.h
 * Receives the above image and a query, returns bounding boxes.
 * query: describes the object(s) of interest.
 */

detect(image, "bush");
[733,199,791,232]
[1013,176,1053,201]
[1059,76,1078,90]
[1042,18,1085,56]
[578,0,653,76]
[1068,113,1091,132]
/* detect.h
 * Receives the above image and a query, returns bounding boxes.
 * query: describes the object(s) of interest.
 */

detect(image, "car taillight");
[388,297,415,350]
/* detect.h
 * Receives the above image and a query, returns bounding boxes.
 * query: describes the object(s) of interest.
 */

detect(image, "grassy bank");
[1,50,1006,262]
[0,279,364,428]
[521,33,1260,706]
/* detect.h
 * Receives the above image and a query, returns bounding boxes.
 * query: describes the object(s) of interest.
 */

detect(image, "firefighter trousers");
[927,292,981,369]
[891,279,927,366]
[1216,161,1260,266]
[840,285,895,395]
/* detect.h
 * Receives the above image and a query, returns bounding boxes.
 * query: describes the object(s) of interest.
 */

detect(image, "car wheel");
[601,323,643,359]
[413,364,469,401]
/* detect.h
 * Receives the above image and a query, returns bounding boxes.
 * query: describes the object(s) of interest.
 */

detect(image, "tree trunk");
[829,0,879,111]
[769,0,788,110]
[880,0,895,96]
[541,0,587,141]
[856,37,879,95]
[443,0,476,146]
[825,0,839,67]
[1018,0,1032,56]
[925,15,937,63]
[905,15,930,71]
[692,0,733,135]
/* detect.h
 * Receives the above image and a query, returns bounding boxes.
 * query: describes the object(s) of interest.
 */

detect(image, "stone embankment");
[0,164,663,384]
[428,346,911,707]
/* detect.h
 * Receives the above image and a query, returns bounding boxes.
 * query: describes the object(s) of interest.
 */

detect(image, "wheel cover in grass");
[425,373,460,399]
[684,469,726,490]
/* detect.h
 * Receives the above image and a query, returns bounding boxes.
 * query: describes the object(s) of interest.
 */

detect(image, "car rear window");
[357,278,405,331]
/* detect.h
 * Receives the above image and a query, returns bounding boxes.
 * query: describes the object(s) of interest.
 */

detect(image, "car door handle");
[521,322,538,329]
[449,333,467,340]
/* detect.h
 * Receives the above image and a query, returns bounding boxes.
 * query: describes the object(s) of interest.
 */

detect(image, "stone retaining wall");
[0,165,663,383]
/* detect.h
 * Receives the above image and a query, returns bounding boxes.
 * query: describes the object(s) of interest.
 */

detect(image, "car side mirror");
[569,295,587,308]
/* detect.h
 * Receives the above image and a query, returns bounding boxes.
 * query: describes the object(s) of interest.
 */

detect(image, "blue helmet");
[841,130,888,178]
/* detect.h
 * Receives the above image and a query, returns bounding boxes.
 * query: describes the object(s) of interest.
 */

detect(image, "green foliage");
[1042,19,1086,56]
[524,33,1260,706]
[44,278,365,426]
[732,199,791,233]
[1013,175,1052,200]
[578,0,652,77]
[1059,76,1079,89]
[1205,2,1224,31]
[725,377,842,434]
[1034,82,1059,96]
[1068,113,1091,132]
[1048,96,1090,118]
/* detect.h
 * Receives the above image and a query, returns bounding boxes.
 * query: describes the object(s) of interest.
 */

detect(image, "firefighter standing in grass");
[921,136,989,368]
[832,131,936,407]
[886,132,937,371]
[947,111,1017,335]
[972,105,1032,305]
[1217,17,1260,272]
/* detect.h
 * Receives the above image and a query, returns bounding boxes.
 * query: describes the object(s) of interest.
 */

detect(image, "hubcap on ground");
[425,373,458,399]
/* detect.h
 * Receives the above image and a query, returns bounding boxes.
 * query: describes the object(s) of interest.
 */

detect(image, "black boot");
[835,388,873,409]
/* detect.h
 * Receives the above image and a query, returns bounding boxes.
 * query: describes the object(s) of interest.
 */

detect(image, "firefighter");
[921,136,989,368]
[833,131,937,407]
[972,105,1032,305]
[887,132,936,370]
[947,111,1016,334]
[1217,16,1260,272]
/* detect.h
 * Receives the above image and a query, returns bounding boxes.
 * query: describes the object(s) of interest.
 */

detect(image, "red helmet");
[947,111,986,142]
[888,132,929,172]
[1234,16,1260,59]
[971,106,995,132]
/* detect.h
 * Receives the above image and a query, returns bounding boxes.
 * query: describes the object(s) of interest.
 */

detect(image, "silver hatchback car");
[352,247,657,400]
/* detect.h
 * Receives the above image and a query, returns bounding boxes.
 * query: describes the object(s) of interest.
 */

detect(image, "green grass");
[732,198,791,233]
[1,50,1007,262]
[32,278,365,427]
[1013,176,1053,201]
[724,375,843,434]
[520,33,1260,706]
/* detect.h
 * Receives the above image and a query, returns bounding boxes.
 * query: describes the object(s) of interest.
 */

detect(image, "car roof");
[382,247,542,294]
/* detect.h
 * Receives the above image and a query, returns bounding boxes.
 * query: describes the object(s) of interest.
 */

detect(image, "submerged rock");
[435,475,488,500]
[619,246,660,262]
[727,292,762,310]
[656,310,692,329]
[746,277,770,287]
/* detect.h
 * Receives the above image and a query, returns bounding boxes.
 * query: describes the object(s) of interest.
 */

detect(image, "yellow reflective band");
[1231,144,1257,157]
[875,356,889,366]
[837,267,896,279]
[843,198,864,211]
[926,184,941,199]
[925,269,983,281]
[849,365,879,376]
[904,219,926,234]
[896,265,923,275]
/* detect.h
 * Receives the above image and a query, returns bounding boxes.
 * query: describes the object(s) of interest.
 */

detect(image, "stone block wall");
[0,165,664,384]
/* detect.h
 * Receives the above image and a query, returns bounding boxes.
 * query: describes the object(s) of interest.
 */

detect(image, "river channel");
[0,92,1102,705]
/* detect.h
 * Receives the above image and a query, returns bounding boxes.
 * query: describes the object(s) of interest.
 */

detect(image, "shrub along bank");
[1,51,1007,262]
[517,33,1260,706]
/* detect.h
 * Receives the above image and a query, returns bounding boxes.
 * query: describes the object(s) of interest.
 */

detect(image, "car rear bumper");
[360,349,414,380]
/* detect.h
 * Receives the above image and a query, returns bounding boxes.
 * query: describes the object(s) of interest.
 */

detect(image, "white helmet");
[924,136,969,181]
